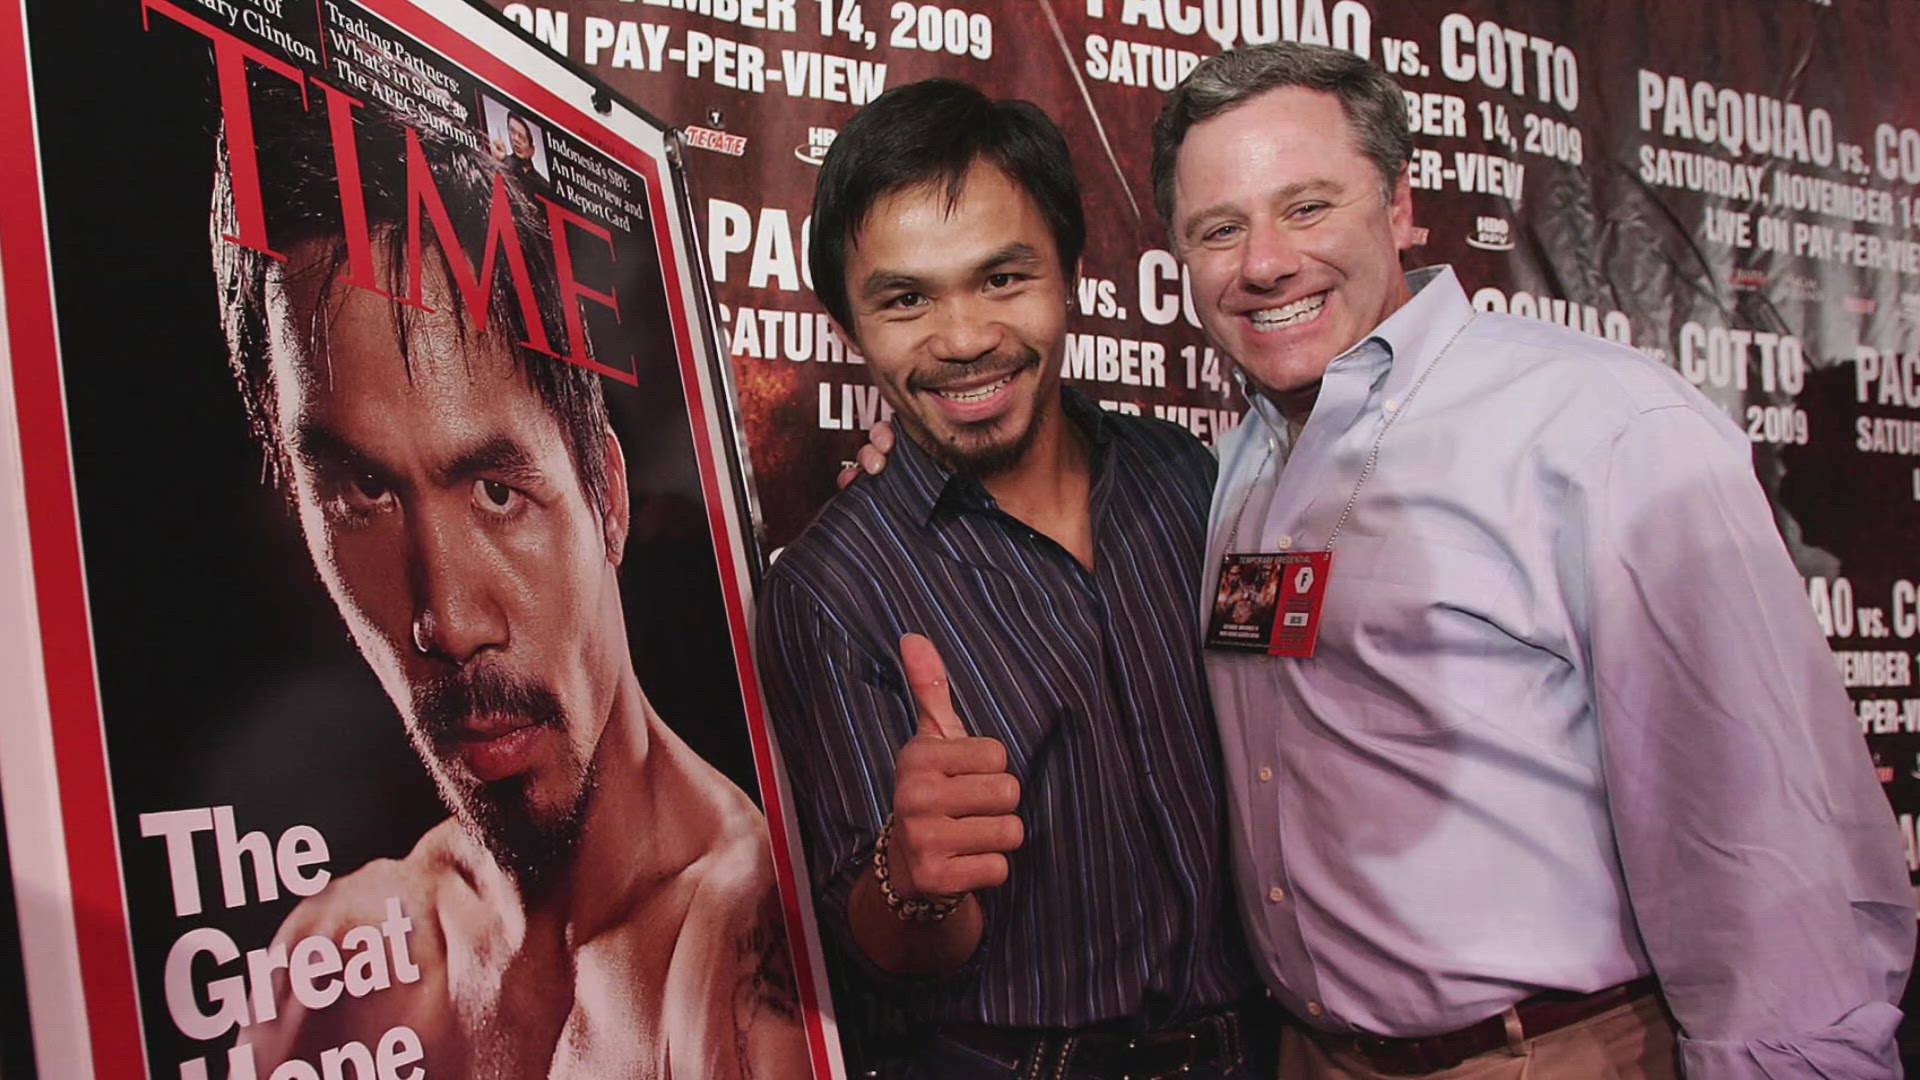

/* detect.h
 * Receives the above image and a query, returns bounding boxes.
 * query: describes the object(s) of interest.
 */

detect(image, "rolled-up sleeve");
[1574,404,1915,1078]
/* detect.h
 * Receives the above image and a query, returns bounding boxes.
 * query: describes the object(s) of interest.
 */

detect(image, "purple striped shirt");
[756,390,1257,1030]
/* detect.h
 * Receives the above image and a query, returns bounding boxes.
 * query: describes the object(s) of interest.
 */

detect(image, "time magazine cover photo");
[0,0,834,1075]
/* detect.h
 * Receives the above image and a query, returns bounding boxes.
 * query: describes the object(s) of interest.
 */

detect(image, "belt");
[1319,977,1658,1076]
[939,1003,1252,1080]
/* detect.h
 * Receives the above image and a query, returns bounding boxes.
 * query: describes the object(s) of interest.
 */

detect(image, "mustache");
[906,346,1041,394]
[414,665,566,741]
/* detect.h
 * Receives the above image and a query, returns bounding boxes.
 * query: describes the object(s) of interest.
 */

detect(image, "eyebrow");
[857,242,1049,300]
[1180,180,1340,238]
[858,268,926,299]
[292,421,382,477]
[978,242,1045,270]
[440,435,543,487]
[291,423,543,488]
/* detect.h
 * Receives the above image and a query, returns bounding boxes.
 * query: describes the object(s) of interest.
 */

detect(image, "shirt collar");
[886,387,1114,527]
[1364,264,1473,403]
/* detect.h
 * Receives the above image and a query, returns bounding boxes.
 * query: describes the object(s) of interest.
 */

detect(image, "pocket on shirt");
[1319,531,1536,735]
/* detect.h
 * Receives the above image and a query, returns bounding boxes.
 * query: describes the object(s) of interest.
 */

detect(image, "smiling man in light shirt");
[1153,42,1914,1079]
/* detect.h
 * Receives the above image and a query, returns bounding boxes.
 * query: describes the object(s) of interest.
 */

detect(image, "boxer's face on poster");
[1172,86,1415,397]
[837,161,1070,476]
[264,240,630,890]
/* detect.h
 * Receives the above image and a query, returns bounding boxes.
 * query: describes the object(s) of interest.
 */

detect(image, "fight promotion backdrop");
[2,0,1917,1074]
[0,0,841,1076]
[481,0,1920,874]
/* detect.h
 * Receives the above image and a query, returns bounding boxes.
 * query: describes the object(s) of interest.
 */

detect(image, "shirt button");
[1258,765,1274,782]
[1275,534,1293,550]
[1267,885,1286,903]
[1383,398,1400,414]
[1306,1001,1324,1017]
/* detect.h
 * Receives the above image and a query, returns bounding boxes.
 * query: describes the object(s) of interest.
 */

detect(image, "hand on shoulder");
[836,420,896,489]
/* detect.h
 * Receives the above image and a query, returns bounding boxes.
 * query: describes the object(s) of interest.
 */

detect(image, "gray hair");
[1151,42,1412,228]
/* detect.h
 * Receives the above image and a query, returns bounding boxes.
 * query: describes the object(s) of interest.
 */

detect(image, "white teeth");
[935,374,1013,402]
[1249,292,1326,329]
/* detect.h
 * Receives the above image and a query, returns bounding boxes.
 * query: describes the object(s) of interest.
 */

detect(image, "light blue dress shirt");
[1204,266,1914,1076]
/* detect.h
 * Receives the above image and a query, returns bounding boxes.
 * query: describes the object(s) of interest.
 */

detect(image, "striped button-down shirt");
[757,390,1257,1029]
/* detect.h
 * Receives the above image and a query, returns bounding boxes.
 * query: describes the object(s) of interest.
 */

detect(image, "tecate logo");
[684,126,747,157]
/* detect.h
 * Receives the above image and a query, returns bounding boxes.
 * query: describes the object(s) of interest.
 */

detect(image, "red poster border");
[0,0,143,1072]
[0,0,837,1075]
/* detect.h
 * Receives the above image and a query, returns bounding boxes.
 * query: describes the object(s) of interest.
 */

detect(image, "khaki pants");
[1279,995,1681,1080]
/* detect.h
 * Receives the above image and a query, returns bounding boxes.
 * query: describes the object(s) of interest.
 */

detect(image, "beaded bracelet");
[873,814,964,924]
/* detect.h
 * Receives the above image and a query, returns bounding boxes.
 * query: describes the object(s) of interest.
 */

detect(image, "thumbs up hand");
[886,633,1025,904]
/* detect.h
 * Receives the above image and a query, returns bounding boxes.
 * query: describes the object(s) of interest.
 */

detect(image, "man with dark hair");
[492,112,548,192]
[214,80,805,1078]
[757,79,1266,1078]
[1151,41,1912,1079]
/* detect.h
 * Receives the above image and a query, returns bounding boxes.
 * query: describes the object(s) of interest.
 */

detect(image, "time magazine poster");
[0,0,837,1076]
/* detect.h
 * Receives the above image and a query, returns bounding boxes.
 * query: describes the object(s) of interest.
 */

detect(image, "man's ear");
[602,427,630,565]
[1389,167,1416,252]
